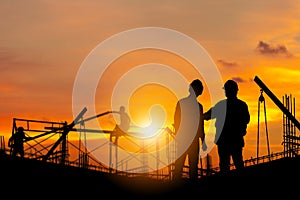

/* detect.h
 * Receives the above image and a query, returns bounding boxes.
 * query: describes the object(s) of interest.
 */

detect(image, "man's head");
[189,79,203,97]
[17,126,24,132]
[223,79,238,98]
[119,106,125,113]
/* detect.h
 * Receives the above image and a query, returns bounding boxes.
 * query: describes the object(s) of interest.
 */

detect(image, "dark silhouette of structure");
[254,76,300,129]
[204,79,250,174]
[256,88,271,163]
[0,75,300,198]
[254,75,300,158]
[283,94,299,157]
[172,79,207,181]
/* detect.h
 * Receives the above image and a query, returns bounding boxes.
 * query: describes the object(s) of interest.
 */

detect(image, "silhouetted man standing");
[204,80,250,174]
[8,126,30,158]
[173,79,207,181]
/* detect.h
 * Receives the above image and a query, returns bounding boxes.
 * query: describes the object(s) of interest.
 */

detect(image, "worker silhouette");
[112,106,131,143]
[8,126,30,158]
[173,79,207,181]
[118,106,130,133]
[204,79,250,174]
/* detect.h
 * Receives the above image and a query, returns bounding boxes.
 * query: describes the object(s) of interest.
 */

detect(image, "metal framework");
[7,107,189,180]
[283,94,300,157]
[257,89,271,163]
[4,75,299,180]
[254,75,300,158]
[254,76,300,130]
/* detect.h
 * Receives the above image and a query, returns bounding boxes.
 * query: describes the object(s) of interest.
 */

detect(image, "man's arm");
[245,104,250,124]
[24,132,32,142]
[173,101,181,133]
[242,101,250,125]
[198,104,207,151]
[203,108,212,121]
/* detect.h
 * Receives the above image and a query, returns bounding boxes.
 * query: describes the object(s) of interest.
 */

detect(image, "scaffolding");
[254,76,300,159]
[283,94,300,157]
[5,107,214,181]
[0,135,5,154]
[4,76,299,180]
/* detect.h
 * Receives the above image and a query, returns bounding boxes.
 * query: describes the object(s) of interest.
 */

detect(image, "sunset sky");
[1,0,300,169]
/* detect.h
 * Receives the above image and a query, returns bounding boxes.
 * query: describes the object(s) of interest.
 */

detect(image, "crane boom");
[254,75,300,130]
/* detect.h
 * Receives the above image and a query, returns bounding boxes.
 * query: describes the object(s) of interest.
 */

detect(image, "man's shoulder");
[215,99,226,106]
[197,102,203,110]
[237,98,248,106]
[177,96,192,104]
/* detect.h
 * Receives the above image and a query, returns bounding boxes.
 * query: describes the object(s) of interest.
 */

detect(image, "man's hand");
[202,140,207,151]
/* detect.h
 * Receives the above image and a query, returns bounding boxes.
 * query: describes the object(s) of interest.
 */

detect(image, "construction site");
[0,75,299,198]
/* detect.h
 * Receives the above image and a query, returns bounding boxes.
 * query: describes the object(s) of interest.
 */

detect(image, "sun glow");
[128,83,178,133]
